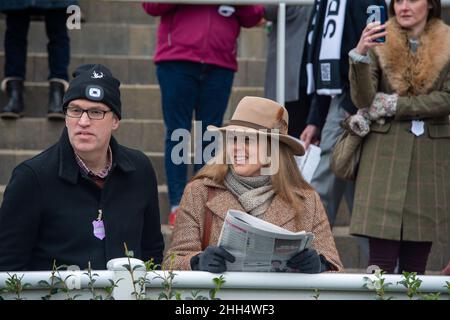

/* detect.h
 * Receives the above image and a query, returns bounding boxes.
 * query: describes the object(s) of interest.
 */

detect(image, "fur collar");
[375,18,450,96]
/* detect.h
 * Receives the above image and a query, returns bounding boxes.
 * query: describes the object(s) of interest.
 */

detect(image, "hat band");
[228,120,275,133]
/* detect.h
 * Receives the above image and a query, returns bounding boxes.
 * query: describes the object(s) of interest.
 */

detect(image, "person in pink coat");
[142,3,264,226]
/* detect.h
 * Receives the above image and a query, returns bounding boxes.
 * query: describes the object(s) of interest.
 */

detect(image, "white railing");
[1,258,448,300]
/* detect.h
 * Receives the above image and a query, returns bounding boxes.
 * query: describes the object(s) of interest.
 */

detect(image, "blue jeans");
[156,61,234,206]
[4,9,70,80]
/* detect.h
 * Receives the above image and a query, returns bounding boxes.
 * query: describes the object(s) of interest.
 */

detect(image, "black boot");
[1,79,25,119]
[47,79,66,120]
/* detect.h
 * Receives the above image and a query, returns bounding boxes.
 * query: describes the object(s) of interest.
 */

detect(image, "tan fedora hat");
[207,96,305,156]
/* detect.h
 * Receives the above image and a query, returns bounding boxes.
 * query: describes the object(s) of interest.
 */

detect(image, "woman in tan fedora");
[164,96,343,273]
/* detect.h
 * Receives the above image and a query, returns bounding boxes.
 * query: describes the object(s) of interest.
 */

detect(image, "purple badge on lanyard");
[92,209,105,240]
[92,220,105,240]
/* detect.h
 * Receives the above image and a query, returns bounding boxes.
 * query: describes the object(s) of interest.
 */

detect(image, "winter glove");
[190,246,236,273]
[368,92,397,121]
[349,109,371,137]
[286,249,328,273]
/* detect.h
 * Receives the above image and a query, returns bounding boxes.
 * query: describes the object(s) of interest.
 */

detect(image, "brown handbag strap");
[201,187,216,251]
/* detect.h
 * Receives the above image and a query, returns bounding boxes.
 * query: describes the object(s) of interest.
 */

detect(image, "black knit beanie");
[62,64,122,119]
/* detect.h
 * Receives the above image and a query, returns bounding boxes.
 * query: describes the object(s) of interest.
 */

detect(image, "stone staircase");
[0,0,448,274]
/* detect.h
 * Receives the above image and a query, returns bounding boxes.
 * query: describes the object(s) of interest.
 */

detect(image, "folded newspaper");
[218,209,315,272]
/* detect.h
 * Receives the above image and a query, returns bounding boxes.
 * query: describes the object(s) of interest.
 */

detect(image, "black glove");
[286,249,328,274]
[190,246,236,273]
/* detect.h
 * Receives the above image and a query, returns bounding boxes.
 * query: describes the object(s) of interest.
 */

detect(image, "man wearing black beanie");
[0,64,164,271]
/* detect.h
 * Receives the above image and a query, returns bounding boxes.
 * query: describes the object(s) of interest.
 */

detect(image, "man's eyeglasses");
[64,106,112,120]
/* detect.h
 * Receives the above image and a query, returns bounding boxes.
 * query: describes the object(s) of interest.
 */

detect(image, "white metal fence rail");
[0,258,449,300]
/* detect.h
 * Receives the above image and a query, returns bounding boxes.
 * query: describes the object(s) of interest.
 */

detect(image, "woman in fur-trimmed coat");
[348,0,450,274]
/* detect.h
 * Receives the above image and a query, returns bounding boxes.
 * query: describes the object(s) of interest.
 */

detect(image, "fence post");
[107,257,146,300]
[276,2,286,104]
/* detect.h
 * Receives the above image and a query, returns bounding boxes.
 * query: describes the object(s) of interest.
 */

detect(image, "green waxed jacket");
[348,18,450,244]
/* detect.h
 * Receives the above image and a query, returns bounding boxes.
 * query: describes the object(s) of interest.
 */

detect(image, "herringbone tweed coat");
[165,178,344,271]
[349,18,450,244]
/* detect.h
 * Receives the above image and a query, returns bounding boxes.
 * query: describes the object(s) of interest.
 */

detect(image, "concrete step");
[78,0,159,24]
[0,0,159,25]
[0,83,263,120]
[0,22,267,58]
[0,53,266,86]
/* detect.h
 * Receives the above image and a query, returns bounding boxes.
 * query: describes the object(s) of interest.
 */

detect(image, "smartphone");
[366,5,386,43]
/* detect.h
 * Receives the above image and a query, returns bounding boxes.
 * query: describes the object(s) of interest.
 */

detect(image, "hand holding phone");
[367,5,386,43]
[355,5,388,55]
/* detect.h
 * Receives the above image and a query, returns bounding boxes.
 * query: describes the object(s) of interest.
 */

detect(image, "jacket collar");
[58,128,136,184]
[376,18,450,96]
[203,178,298,227]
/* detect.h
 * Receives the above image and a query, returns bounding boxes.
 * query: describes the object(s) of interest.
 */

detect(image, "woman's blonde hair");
[192,140,313,214]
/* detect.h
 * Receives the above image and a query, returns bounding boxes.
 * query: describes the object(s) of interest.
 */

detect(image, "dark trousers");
[368,237,432,274]
[156,61,234,206]
[285,90,311,138]
[4,8,70,80]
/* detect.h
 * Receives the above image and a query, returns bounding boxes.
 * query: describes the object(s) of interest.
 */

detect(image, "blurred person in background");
[142,3,264,227]
[0,0,77,120]
[263,5,313,137]
[299,1,388,260]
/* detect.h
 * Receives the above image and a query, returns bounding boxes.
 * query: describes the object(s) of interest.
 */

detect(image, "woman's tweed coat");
[165,178,344,271]
[349,18,450,244]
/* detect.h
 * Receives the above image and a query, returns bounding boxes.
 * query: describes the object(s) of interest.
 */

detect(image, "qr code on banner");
[321,63,331,82]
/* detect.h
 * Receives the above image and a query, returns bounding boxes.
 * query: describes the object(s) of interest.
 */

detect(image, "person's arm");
[306,94,331,128]
[235,5,265,28]
[141,159,164,266]
[348,20,386,109]
[395,72,450,120]
[300,94,331,149]
[0,165,41,271]
[309,192,344,272]
[163,182,205,270]
[349,49,381,109]
[141,2,177,16]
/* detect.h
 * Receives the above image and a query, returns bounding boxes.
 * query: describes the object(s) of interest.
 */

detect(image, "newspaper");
[295,140,321,183]
[217,209,315,272]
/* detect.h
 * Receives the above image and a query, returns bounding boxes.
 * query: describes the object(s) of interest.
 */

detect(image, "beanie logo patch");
[86,85,104,101]
[91,71,104,79]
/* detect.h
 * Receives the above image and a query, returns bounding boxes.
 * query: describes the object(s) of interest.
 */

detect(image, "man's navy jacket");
[0,128,164,271]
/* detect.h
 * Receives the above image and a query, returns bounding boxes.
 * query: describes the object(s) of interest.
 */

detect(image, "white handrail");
[1,270,448,294]
[0,271,115,288]
[1,258,448,299]
[147,271,449,293]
